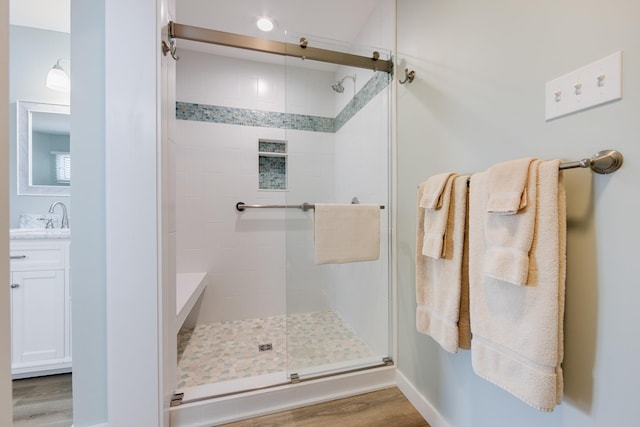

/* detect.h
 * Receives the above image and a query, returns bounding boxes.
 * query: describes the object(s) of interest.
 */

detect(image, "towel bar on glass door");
[236,202,385,212]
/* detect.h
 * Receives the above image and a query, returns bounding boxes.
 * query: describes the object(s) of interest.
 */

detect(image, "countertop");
[10,229,71,239]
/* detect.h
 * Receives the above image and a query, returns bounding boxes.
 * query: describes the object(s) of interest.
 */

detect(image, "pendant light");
[46,59,70,92]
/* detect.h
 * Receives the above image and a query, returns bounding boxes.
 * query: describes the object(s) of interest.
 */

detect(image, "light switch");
[545,51,622,121]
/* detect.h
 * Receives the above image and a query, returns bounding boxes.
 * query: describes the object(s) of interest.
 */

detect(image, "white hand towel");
[416,175,470,353]
[484,159,538,286]
[469,159,566,412]
[422,173,456,258]
[487,157,535,214]
[419,172,455,210]
[314,204,380,265]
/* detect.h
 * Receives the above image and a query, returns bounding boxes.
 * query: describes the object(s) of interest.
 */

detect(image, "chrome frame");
[236,202,385,212]
[169,22,393,73]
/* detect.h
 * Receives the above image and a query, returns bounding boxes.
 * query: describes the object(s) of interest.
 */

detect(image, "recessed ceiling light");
[256,17,275,32]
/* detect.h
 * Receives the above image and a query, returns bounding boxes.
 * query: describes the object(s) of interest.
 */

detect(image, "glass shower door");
[283,33,393,381]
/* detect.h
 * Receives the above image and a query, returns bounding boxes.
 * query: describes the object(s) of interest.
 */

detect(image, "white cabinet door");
[10,269,67,367]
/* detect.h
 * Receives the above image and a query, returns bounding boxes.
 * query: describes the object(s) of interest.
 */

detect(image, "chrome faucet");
[48,201,69,229]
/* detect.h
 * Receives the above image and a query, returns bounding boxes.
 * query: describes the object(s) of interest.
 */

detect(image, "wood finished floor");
[12,373,73,427]
[10,376,428,427]
[221,387,430,427]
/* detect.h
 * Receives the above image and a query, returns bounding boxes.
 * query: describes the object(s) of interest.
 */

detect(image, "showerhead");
[331,74,356,94]
[331,82,345,93]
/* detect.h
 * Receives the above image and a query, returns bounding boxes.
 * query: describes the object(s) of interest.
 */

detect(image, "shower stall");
[171,14,393,416]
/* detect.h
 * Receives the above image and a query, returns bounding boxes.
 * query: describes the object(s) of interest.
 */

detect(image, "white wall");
[105,0,166,424]
[70,1,108,424]
[9,25,70,228]
[72,0,175,424]
[0,1,12,424]
[176,51,336,322]
[397,0,640,425]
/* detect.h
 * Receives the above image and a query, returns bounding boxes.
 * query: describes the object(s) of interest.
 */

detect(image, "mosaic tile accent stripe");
[176,103,334,132]
[176,311,375,389]
[176,71,390,133]
[334,71,391,132]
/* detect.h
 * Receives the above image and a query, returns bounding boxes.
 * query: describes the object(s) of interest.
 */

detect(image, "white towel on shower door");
[314,203,380,265]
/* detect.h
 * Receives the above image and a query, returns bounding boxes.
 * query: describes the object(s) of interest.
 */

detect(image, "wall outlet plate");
[545,51,622,121]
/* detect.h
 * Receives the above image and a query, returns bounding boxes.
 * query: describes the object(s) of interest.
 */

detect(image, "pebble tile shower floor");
[177,311,375,388]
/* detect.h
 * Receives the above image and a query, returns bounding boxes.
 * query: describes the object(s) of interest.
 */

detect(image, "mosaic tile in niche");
[259,140,286,153]
[259,156,287,190]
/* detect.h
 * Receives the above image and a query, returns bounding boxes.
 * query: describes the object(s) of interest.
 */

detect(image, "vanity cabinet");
[9,239,71,378]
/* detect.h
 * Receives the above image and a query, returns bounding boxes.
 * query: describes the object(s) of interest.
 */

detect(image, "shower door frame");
[169,23,395,405]
[281,30,395,383]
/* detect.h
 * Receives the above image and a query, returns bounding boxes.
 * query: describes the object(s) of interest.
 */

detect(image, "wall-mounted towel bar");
[558,149,623,174]
[236,202,385,212]
[422,150,624,190]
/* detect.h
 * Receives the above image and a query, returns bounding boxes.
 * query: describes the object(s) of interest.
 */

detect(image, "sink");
[10,228,71,239]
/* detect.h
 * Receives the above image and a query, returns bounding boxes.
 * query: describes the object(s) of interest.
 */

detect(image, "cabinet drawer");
[10,244,66,270]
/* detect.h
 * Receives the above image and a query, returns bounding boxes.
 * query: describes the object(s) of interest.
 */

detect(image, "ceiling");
[9,0,382,70]
[176,0,384,70]
[9,0,381,42]
[10,0,70,33]
[176,0,382,43]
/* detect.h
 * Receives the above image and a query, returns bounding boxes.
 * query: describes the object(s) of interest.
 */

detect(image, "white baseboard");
[396,370,450,427]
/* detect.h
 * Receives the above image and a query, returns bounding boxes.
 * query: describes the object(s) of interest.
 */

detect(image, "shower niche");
[173,25,392,405]
[258,139,287,190]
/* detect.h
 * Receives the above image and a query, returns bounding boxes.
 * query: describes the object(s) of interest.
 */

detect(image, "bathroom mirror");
[17,101,71,196]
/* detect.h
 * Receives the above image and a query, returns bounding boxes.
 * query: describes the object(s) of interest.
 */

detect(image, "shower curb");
[170,365,395,426]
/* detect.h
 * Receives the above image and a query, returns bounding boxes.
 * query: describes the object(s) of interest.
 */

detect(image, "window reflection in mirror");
[17,101,71,196]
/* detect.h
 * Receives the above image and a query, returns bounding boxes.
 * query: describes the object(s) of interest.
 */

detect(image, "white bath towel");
[314,204,380,265]
[487,157,535,214]
[416,175,470,353]
[421,173,456,258]
[469,159,566,412]
[485,159,538,286]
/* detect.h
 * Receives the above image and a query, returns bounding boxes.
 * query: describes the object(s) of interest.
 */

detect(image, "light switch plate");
[545,51,622,121]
